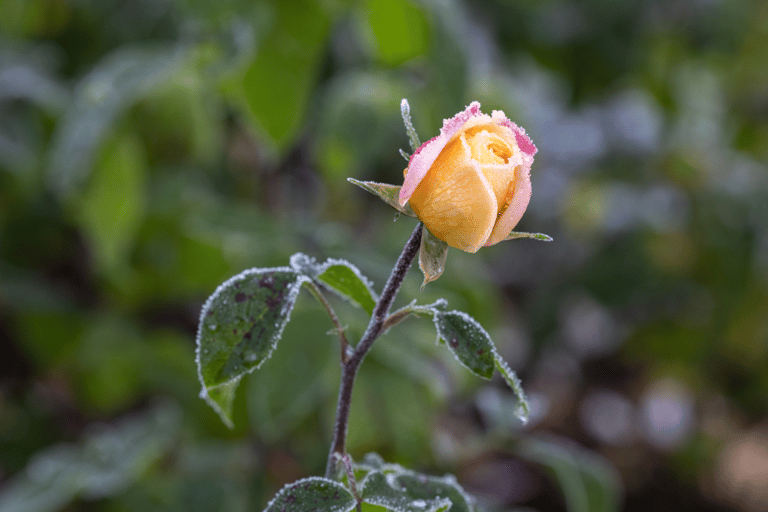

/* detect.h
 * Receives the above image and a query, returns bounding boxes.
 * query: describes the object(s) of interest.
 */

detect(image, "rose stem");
[324,222,424,478]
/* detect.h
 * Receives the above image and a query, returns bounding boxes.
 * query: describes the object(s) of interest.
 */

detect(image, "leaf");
[196,268,308,427]
[433,310,495,379]
[504,231,553,242]
[237,0,331,148]
[316,258,378,315]
[516,437,622,512]
[494,354,530,423]
[360,471,451,512]
[47,47,184,196]
[391,472,473,512]
[0,403,179,512]
[359,0,430,67]
[348,178,417,217]
[77,131,146,273]
[263,477,356,512]
[418,228,449,289]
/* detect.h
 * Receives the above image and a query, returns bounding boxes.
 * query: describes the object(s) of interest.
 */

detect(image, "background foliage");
[2,0,768,511]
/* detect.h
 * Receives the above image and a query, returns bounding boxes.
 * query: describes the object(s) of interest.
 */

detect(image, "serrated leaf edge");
[195,266,309,427]
[494,354,530,423]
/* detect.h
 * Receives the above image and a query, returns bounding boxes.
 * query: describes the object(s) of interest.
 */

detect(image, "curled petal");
[485,159,532,247]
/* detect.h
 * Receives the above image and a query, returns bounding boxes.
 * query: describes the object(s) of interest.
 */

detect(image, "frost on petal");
[400,102,483,206]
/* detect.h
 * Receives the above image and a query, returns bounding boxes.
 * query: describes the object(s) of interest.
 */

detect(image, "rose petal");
[400,101,483,206]
[485,156,532,247]
[408,135,498,253]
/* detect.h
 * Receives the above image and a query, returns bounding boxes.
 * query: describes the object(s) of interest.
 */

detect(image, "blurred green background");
[1,0,767,511]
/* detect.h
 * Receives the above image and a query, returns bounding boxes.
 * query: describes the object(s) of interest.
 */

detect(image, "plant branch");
[325,222,423,478]
[306,281,351,362]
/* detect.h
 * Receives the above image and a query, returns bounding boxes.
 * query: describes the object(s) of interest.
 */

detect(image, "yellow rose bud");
[400,102,537,253]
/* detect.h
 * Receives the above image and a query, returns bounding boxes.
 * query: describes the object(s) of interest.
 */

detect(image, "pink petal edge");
[399,101,482,206]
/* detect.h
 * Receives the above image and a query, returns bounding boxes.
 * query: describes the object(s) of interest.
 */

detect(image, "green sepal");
[505,231,553,242]
[347,178,417,218]
[418,227,449,289]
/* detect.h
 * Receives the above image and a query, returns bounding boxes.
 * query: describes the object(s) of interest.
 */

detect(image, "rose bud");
[400,102,537,253]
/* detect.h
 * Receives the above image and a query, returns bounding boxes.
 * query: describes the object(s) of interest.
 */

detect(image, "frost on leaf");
[433,310,495,379]
[347,178,417,218]
[263,477,356,512]
[356,456,475,512]
[316,258,378,315]
[360,471,452,512]
[196,267,308,427]
[494,354,530,423]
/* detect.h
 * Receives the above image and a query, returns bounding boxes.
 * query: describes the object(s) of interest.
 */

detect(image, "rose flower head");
[400,102,537,253]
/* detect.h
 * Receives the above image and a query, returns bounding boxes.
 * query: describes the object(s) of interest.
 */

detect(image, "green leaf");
[516,437,622,512]
[196,268,308,427]
[0,403,179,512]
[47,47,184,196]
[360,471,451,512]
[494,354,530,423]
[359,0,430,67]
[391,473,473,512]
[504,231,553,242]
[264,477,356,512]
[77,131,146,273]
[433,310,495,379]
[348,178,417,217]
[237,0,331,148]
[316,258,378,315]
[418,228,449,289]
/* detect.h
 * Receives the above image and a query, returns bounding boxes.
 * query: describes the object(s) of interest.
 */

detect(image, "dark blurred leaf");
[264,477,356,512]
[235,0,332,148]
[47,46,184,196]
[246,308,335,441]
[76,131,147,273]
[517,437,622,512]
[197,268,308,427]
[0,403,180,512]
[357,0,429,67]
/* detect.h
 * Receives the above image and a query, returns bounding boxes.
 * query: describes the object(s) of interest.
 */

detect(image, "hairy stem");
[324,222,423,478]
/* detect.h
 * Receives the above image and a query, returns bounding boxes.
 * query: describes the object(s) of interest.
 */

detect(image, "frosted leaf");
[316,257,378,315]
[263,477,356,512]
[432,310,495,379]
[196,267,308,428]
[494,354,530,423]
